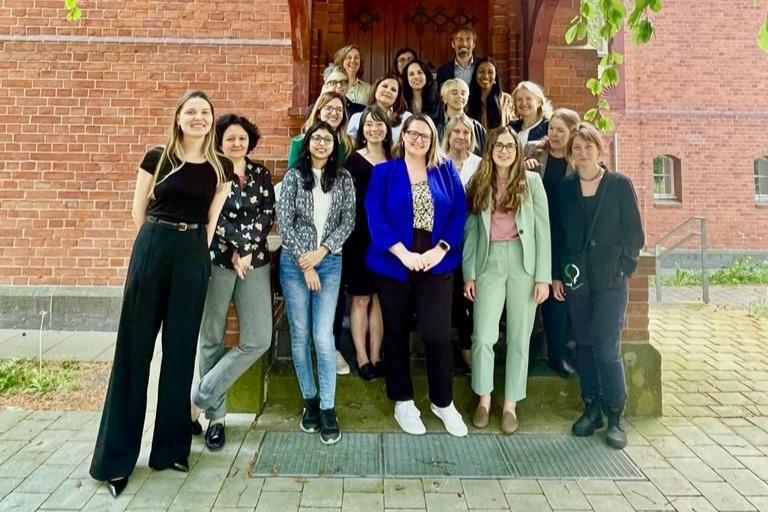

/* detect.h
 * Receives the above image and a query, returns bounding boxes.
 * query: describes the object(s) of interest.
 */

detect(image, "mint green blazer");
[462,171,552,284]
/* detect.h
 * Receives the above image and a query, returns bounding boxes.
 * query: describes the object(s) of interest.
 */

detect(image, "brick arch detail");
[525,0,559,84]
[288,0,312,113]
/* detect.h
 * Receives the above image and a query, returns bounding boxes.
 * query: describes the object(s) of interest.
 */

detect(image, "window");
[755,157,768,203]
[653,155,681,202]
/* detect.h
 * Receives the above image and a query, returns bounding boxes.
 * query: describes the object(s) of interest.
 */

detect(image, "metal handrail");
[655,217,709,304]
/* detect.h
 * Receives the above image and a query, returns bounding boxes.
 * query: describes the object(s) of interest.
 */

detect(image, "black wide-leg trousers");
[90,221,210,481]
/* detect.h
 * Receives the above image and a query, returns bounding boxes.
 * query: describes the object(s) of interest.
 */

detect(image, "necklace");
[579,168,604,182]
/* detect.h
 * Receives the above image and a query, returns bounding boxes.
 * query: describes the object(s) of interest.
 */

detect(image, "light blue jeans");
[279,251,342,410]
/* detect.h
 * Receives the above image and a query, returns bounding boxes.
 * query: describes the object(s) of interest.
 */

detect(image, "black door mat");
[251,432,644,480]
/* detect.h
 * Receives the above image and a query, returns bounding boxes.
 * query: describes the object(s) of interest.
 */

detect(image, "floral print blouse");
[211,158,276,270]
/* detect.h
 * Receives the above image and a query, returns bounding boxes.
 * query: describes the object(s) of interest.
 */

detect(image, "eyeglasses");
[493,142,518,153]
[326,79,348,88]
[405,130,432,143]
[321,105,344,115]
[310,134,335,145]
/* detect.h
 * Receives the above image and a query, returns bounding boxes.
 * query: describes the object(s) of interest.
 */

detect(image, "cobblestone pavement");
[1,303,768,511]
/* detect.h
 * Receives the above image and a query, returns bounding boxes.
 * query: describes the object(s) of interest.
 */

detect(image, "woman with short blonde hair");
[510,81,553,145]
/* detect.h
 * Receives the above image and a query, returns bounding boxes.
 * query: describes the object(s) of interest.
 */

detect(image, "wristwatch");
[438,240,450,252]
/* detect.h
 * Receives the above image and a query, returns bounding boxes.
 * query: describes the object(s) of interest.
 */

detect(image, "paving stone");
[0,330,74,359]
[626,445,672,468]
[39,478,100,510]
[575,480,621,495]
[499,480,541,494]
[301,478,344,508]
[739,458,768,480]
[0,441,25,467]
[384,478,427,508]
[43,332,115,361]
[647,436,696,458]
[343,491,385,512]
[668,458,724,483]
[617,481,673,510]
[644,468,699,497]
[718,469,768,497]
[669,426,716,446]
[667,496,718,511]
[733,427,768,447]
[15,464,74,494]
[539,481,590,510]
[424,492,468,512]
[168,492,218,512]
[262,477,304,491]
[214,478,264,508]
[81,491,131,511]
[255,490,301,512]
[126,476,185,510]
[748,496,768,512]
[692,417,737,435]
[461,480,506,509]
[505,493,552,511]
[0,449,48,478]
[0,492,49,511]
[632,418,675,437]
[344,478,383,493]
[0,417,58,442]
[587,494,635,512]
[46,441,94,466]
[178,465,229,494]
[301,508,342,512]
[47,412,100,432]
[0,478,21,500]
[422,478,462,494]
[693,482,757,511]
[691,444,745,469]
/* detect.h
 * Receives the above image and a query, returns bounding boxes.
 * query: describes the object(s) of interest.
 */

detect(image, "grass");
[0,359,81,395]
[661,257,768,287]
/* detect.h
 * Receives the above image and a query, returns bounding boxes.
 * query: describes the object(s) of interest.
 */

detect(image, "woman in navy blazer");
[366,113,468,437]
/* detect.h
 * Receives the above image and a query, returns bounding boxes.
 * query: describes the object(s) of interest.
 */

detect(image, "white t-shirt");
[311,168,333,249]
[454,153,482,189]
[516,118,544,147]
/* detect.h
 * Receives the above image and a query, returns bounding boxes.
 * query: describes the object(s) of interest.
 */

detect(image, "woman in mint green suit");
[462,126,551,434]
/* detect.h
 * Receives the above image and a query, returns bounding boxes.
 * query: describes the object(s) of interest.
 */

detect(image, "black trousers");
[541,296,571,365]
[452,267,473,351]
[565,282,629,412]
[90,222,210,481]
[375,229,454,408]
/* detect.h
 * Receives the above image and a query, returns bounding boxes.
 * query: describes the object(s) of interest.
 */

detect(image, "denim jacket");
[277,167,356,259]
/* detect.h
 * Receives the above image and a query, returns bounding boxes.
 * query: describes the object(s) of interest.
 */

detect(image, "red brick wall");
[0,0,293,286]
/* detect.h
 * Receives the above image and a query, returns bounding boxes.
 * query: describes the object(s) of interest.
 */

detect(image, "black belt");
[146,215,201,231]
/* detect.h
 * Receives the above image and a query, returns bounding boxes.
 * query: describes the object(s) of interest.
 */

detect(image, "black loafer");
[358,363,377,381]
[107,477,128,498]
[191,420,203,436]
[205,423,225,451]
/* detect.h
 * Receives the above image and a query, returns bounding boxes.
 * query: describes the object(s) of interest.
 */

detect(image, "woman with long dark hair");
[401,59,439,119]
[343,106,393,380]
[90,90,232,497]
[348,73,411,141]
[278,121,355,445]
[463,126,551,434]
[467,57,512,130]
[551,122,644,449]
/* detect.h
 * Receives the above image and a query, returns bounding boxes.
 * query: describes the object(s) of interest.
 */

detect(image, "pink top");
[490,176,519,241]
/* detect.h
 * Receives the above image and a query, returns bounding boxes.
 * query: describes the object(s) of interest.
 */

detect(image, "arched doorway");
[344,0,489,80]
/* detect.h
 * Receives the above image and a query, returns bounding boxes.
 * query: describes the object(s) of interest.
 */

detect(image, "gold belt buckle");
[178,222,188,231]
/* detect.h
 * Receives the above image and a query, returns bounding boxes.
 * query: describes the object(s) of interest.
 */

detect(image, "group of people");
[88,25,645,499]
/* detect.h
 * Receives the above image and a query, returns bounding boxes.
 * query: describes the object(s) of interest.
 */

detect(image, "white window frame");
[755,157,768,203]
[653,155,678,201]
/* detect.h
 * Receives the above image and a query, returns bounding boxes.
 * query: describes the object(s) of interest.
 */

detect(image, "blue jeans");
[280,251,342,410]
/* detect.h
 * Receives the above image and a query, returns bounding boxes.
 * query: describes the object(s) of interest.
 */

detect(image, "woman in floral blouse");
[190,114,276,451]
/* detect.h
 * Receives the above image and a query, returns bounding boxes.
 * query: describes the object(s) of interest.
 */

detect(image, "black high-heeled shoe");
[107,477,128,498]
[170,457,189,473]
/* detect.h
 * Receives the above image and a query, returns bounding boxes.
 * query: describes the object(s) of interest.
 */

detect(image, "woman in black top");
[191,114,276,451]
[467,57,512,130]
[89,90,232,497]
[343,106,392,380]
[526,108,580,378]
[401,59,439,120]
[551,122,644,450]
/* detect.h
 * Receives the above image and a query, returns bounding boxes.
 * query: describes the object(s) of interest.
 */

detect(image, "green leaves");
[632,19,654,44]
[64,0,81,21]
[759,14,768,54]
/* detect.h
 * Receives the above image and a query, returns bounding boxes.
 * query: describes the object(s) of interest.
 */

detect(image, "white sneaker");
[431,402,468,437]
[335,350,351,375]
[394,400,426,435]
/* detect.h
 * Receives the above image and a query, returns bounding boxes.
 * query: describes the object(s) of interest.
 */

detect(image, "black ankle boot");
[319,408,341,445]
[571,401,603,437]
[107,477,128,498]
[605,410,628,449]
[300,396,320,433]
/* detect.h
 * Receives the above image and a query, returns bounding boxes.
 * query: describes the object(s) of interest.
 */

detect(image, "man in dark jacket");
[436,26,478,92]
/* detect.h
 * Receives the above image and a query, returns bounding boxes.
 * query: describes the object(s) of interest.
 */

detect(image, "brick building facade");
[0,0,766,287]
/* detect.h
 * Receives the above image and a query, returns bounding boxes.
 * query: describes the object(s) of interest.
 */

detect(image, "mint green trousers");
[471,240,537,401]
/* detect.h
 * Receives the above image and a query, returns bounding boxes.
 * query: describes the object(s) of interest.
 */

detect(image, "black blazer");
[551,170,644,290]
[435,61,455,91]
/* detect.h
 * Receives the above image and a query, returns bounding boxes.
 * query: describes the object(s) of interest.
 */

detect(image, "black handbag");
[562,183,606,295]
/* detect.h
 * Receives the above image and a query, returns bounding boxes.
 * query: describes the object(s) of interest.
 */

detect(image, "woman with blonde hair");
[551,122,644,449]
[288,91,354,169]
[90,90,233,497]
[463,126,551,434]
[366,114,468,438]
[334,44,371,105]
[510,81,553,145]
[435,79,486,155]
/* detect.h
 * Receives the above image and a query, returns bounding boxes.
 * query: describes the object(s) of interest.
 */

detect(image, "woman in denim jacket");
[277,121,355,445]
